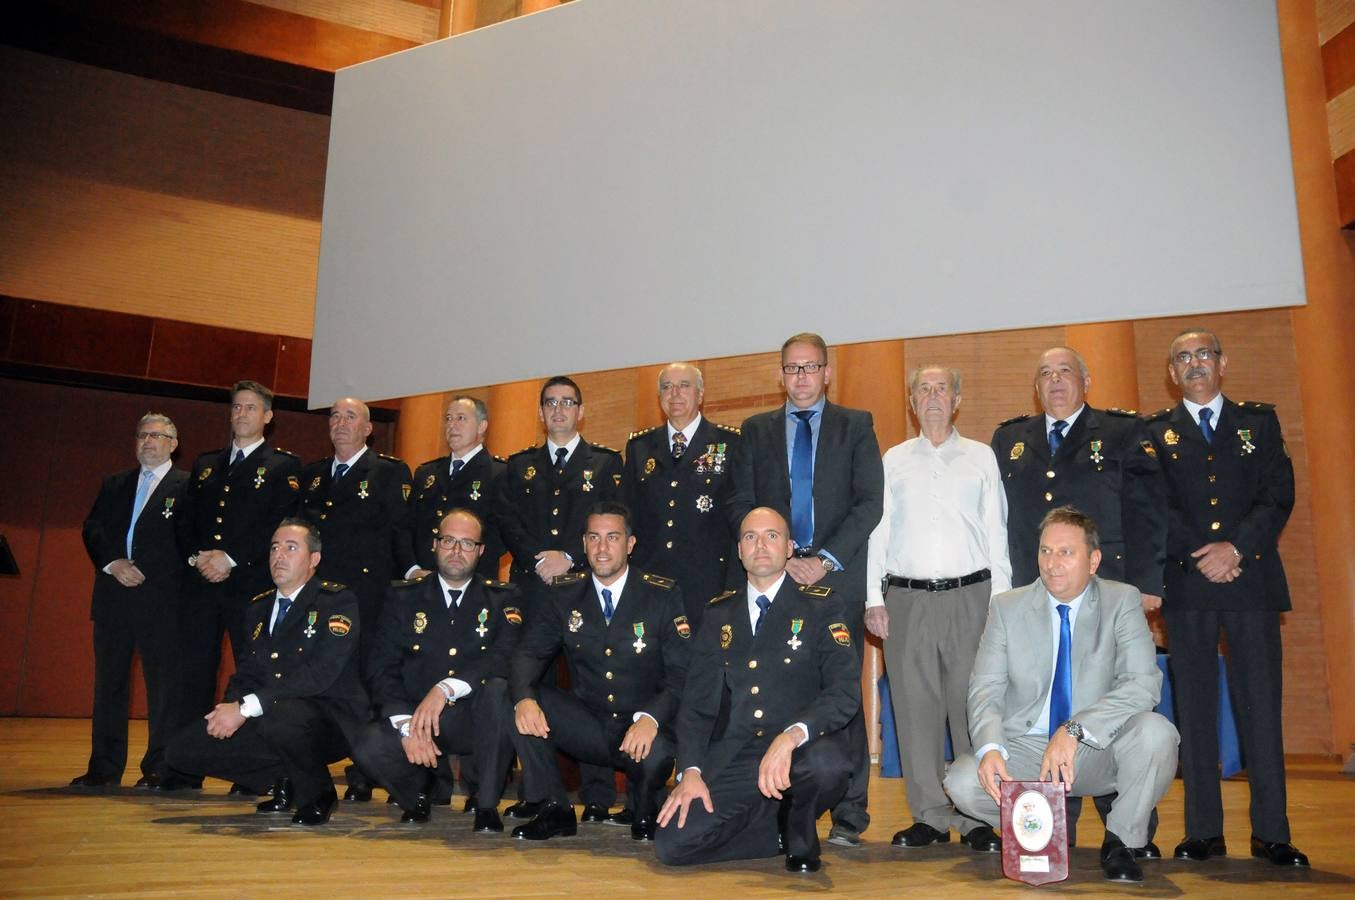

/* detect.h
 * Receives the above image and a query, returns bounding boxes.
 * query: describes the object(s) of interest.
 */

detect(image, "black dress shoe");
[343,783,373,802]
[785,854,822,873]
[1173,835,1227,861]
[604,809,634,826]
[152,774,202,792]
[69,772,115,788]
[504,800,542,820]
[400,795,431,824]
[580,803,610,823]
[631,818,657,841]
[292,788,338,826]
[826,823,861,847]
[1251,838,1310,868]
[462,797,478,813]
[892,822,950,848]
[960,825,1002,853]
[255,778,294,813]
[228,783,259,797]
[511,801,578,840]
[474,807,504,833]
[133,774,161,790]
[386,794,399,805]
[1132,841,1162,859]
[1101,837,1144,883]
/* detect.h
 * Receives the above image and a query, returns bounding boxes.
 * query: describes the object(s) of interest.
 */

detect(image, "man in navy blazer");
[72,413,189,789]
[726,332,883,846]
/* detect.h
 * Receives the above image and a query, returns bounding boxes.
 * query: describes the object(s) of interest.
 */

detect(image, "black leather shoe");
[463,797,479,814]
[386,793,399,805]
[504,800,542,820]
[292,788,338,826]
[133,774,161,789]
[511,802,578,840]
[1101,836,1144,883]
[826,823,861,847]
[255,778,294,813]
[785,854,821,873]
[152,774,202,792]
[960,825,1002,853]
[474,807,504,833]
[1250,838,1310,868]
[343,782,373,802]
[69,772,115,788]
[580,803,610,823]
[892,822,950,848]
[631,818,656,841]
[1173,835,1227,861]
[400,794,431,824]
[604,809,635,826]
[1132,841,1162,859]
[228,783,259,797]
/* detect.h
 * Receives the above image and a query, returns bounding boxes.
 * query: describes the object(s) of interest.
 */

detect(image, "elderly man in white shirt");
[864,365,1011,854]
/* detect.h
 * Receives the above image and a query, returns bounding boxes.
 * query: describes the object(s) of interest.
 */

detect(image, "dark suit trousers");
[1164,608,1290,842]
[511,687,674,819]
[87,600,177,780]
[176,576,256,731]
[166,698,352,807]
[833,602,870,832]
[352,678,516,811]
[655,729,851,865]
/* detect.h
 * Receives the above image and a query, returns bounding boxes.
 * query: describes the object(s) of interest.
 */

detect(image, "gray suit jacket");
[968,576,1160,752]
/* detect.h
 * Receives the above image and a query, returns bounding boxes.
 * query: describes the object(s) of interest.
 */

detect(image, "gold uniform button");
[431,527,438,533]
[554,489,561,496]
[1044,492,1053,502]
[218,501,226,508]
[748,660,758,669]
[751,686,759,695]
[270,652,279,659]
[666,520,674,527]
[668,500,676,508]
[1046,470,1056,479]
[670,480,678,488]
[1210,522,1221,531]
[552,508,559,515]
[319,514,327,520]
[784,658,792,664]
[448,669,455,676]
[605,671,614,680]
[755,729,764,737]
[215,516,223,523]
[213,534,222,540]
[274,673,282,679]
[449,648,457,656]
[1208,475,1217,483]
[550,528,559,536]
[754,710,763,719]
[665,541,673,549]
[607,694,615,703]
[413,644,420,651]
[1210,498,1219,506]
[362,567,369,574]
[223,486,231,493]
[325,499,333,507]
[605,648,612,657]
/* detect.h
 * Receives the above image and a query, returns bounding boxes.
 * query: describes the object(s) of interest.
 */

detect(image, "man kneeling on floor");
[655,507,861,873]
[166,518,367,825]
[943,506,1178,883]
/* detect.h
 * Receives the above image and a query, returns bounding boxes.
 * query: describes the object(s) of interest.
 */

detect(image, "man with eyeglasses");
[727,332,883,849]
[350,509,525,827]
[624,362,742,629]
[72,414,190,790]
[411,396,507,580]
[1146,330,1307,868]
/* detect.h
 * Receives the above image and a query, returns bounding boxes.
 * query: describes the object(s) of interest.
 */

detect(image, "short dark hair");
[587,500,633,537]
[232,380,275,411]
[438,507,484,538]
[781,332,828,363]
[1039,506,1099,552]
[276,516,322,553]
[451,395,489,423]
[540,376,582,407]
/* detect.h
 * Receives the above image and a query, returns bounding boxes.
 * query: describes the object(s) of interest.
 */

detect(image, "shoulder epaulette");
[629,424,662,440]
[250,588,274,604]
[391,573,430,588]
[481,578,513,590]
[641,573,675,590]
[798,583,833,598]
[715,423,741,435]
[1144,408,1173,423]
[417,456,445,469]
[709,589,739,605]
[1105,407,1139,417]
[589,442,621,455]
[378,452,406,463]
[318,580,347,593]
[492,454,508,463]
[510,444,541,457]
[997,413,1033,428]
[1238,401,1276,412]
[551,571,588,587]
[273,447,300,459]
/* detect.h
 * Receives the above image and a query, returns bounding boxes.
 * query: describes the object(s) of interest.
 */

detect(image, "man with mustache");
[1146,329,1307,868]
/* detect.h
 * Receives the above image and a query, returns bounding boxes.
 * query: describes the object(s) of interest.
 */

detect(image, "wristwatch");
[1064,720,1084,741]
[819,555,838,573]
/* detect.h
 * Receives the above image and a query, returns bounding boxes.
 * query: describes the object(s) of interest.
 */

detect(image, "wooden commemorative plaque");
[1000,780,1068,886]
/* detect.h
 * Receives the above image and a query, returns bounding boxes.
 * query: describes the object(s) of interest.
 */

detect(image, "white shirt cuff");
[239,694,263,718]
[787,723,810,746]
[389,714,412,730]
[404,565,423,579]
[439,678,472,700]
[975,742,1008,761]
[632,711,658,727]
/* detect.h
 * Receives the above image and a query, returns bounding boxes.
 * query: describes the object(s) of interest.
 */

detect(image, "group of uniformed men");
[72,329,1308,879]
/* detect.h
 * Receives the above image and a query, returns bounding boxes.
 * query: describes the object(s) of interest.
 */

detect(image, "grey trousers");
[881,579,989,833]
[943,711,1178,848]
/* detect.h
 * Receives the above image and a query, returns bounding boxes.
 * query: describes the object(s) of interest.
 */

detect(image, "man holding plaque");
[944,507,1178,883]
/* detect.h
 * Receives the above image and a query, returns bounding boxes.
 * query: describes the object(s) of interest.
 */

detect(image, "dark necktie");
[451,458,465,476]
[672,431,687,460]
[1049,603,1073,737]
[1198,407,1214,443]
[334,462,349,480]
[231,448,244,467]
[790,410,815,550]
[1049,419,1068,455]
[273,595,293,634]
[447,588,462,608]
[601,588,614,625]
[554,447,568,474]
[754,594,771,635]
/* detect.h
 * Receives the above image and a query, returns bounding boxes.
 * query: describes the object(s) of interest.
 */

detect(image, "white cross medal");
[253,467,267,489]
[632,622,646,654]
[787,618,804,651]
[357,480,370,499]
[303,611,317,638]
[475,608,489,638]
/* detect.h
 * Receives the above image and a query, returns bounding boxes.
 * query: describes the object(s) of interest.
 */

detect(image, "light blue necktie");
[754,594,771,635]
[790,411,815,549]
[1048,420,1068,455]
[1049,603,1073,737]
[1198,408,1214,444]
[126,469,154,558]
[601,588,614,625]
[273,595,293,634]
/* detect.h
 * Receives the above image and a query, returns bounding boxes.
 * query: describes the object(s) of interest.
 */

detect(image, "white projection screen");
[311,0,1303,406]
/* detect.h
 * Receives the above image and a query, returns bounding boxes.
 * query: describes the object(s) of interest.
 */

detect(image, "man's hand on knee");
[757,732,799,800]
[658,769,713,828]
[977,749,1010,804]
[514,698,550,738]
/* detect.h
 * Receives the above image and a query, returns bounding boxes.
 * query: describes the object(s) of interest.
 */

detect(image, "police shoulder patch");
[318,580,348,593]
[503,606,524,625]
[828,622,851,646]
[551,571,587,587]
[328,614,353,636]
[641,573,675,590]
[250,588,274,604]
[799,583,833,598]
[996,413,1032,428]
[1105,407,1140,418]
[1144,407,1173,423]
[709,589,739,605]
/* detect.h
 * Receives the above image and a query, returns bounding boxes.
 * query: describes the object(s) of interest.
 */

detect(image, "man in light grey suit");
[944,506,1178,883]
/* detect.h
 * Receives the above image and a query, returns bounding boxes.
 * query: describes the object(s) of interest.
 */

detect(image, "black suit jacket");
[992,406,1166,596]
[623,417,741,617]
[368,575,525,718]
[675,579,861,780]
[727,401,883,604]
[82,466,190,622]
[497,440,623,581]
[300,450,415,602]
[510,570,690,728]
[410,451,507,578]
[181,445,301,594]
[1147,399,1293,612]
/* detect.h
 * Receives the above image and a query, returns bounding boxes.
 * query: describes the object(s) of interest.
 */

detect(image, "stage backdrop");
[311,0,1303,405]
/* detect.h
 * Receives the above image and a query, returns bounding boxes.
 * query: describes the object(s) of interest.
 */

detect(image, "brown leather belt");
[885,569,991,593]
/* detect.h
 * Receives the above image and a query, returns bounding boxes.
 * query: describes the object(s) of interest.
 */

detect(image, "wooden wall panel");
[147,321,281,388]
[8,300,154,377]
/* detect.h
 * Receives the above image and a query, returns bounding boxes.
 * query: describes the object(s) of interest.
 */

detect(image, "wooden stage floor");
[3,718,1353,897]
